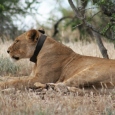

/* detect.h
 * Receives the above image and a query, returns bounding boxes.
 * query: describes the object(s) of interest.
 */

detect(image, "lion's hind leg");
[46,82,83,93]
[34,82,46,89]
[46,83,68,92]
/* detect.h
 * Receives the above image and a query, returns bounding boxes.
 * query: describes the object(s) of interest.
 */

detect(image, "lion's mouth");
[12,56,19,60]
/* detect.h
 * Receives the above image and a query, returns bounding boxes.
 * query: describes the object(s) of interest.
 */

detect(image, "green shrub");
[0,56,20,76]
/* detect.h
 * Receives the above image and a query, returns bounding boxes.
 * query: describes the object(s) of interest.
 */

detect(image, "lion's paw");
[46,83,68,93]
[34,82,46,89]
[46,83,56,89]
[67,86,82,93]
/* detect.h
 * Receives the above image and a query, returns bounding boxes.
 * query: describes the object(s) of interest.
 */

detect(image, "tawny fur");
[1,29,115,90]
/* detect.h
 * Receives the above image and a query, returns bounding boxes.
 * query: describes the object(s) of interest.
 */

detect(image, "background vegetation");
[0,0,115,58]
[0,0,39,41]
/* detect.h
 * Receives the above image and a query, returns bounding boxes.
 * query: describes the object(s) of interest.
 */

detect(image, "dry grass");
[0,41,115,115]
[0,90,115,115]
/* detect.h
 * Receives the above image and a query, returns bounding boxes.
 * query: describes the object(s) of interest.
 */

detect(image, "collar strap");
[30,34,47,63]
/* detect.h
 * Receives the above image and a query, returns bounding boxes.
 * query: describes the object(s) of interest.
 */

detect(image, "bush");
[0,56,20,76]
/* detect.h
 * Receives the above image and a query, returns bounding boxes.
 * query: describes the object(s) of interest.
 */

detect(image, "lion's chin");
[10,56,20,62]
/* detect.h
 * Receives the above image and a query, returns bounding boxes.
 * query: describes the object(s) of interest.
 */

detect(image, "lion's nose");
[7,50,10,53]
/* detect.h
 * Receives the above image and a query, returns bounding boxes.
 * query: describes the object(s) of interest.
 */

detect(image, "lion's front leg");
[0,76,39,90]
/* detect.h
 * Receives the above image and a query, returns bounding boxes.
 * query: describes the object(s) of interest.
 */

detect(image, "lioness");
[0,29,115,90]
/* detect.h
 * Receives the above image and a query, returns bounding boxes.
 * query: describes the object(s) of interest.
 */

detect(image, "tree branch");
[68,0,85,20]
[68,0,109,59]
[52,16,73,37]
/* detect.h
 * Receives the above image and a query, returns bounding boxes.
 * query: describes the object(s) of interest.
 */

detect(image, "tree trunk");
[68,0,109,59]
[90,29,109,58]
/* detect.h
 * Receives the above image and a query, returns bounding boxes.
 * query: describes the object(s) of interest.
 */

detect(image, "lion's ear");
[38,28,45,34]
[27,29,38,41]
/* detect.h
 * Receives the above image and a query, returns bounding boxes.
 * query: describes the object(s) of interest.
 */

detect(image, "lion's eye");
[15,40,19,43]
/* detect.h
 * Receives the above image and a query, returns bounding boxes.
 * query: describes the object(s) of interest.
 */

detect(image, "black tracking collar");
[30,34,47,63]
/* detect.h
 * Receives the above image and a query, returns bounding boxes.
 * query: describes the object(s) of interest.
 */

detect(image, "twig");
[89,11,101,20]
[53,16,73,37]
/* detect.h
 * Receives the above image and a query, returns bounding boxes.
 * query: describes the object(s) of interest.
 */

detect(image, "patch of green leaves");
[0,4,5,11]
[100,23,111,35]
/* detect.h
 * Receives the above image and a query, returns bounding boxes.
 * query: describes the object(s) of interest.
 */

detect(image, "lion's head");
[7,29,44,61]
